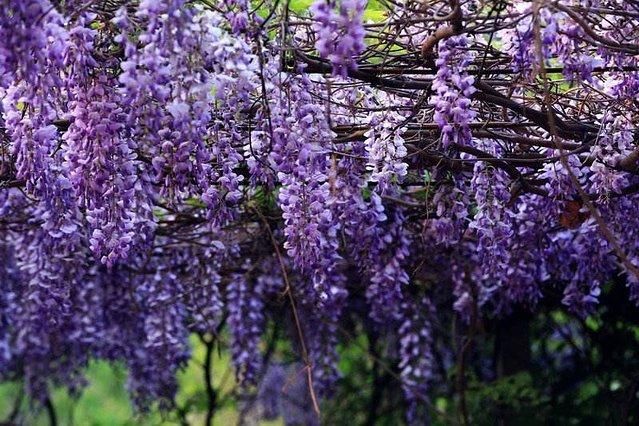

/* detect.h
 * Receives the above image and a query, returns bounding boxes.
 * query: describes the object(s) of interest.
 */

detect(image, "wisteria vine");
[1,0,639,423]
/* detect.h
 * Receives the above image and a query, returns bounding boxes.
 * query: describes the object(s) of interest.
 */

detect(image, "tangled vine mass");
[2,0,639,423]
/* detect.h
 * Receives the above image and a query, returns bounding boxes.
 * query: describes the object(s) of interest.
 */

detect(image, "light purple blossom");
[311,0,367,77]
[430,35,476,148]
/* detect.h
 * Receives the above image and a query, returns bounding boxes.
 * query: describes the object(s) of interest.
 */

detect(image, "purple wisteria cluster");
[266,70,350,394]
[2,0,639,423]
[501,4,602,83]
[399,296,435,425]
[311,0,367,77]
[0,0,264,411]
[430,35,476,148]
[64,22,147,265]
[364,106,409,193]
[269,72,346,308]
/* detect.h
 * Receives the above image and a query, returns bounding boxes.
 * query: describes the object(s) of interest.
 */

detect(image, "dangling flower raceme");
[430,35,476,149]
[227,265,266,386]
[399,296,435,425]
[262,69,348,396]
[182,249,225,334]
[364,108,409,194]
[0,0,69,193]
[116,2,206,200]
[63,20,151,266]
[127,252,191,410]
[588,112,634,200]
[365,207,410,323]
[468,139,515,305]
[115,4,257,224]
[501,5,535,73]
[311,0,367,77]
[548,223,614,317]
[0,2,96,401]
[424,172,471,246]
[333,143,407,323]
[269,71,346,308]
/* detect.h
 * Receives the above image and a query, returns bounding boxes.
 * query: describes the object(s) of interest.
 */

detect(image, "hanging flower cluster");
[364,108,409,193]
[430,35,476,148]
[311,0,367,77]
